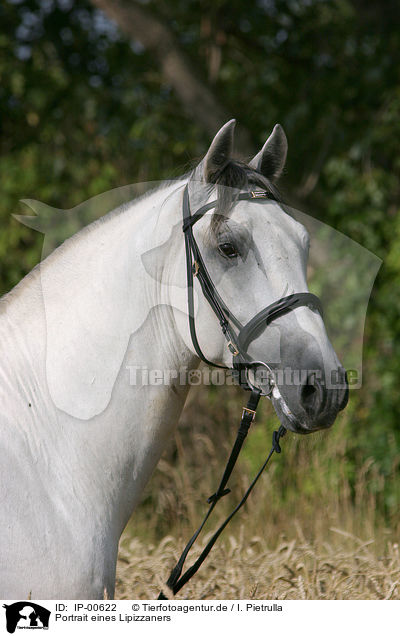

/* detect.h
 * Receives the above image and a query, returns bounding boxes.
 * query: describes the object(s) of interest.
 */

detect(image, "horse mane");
[3,161,280,306]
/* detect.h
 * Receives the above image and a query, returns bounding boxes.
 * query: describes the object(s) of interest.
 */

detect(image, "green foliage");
[1,0,399,526]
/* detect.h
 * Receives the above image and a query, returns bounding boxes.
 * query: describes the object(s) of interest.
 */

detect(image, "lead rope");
[157,387,286,599]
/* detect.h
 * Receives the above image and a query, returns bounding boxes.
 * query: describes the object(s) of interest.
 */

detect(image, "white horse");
[0,121,347,599]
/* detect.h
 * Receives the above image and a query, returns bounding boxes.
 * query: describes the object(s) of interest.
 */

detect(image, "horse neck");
[2,180,197,532]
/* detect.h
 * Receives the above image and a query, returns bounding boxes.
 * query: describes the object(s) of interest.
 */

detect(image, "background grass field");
[114,384,400,599]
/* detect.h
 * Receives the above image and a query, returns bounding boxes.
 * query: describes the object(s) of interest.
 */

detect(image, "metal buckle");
[227,341,239,356]
[250,191,269,199]
[244,360,274,397]
[242,406,256,421]
[192,261,199,277]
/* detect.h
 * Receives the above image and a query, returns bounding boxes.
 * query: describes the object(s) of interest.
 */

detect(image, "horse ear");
[202,119,236,182]
[249,124,288,181]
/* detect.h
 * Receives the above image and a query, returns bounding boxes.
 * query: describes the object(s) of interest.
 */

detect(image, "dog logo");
[2,602,50,633]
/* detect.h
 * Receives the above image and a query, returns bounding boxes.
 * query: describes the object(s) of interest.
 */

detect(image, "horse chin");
[248,375,312,434]
[270,391,339,435]
[269,380,337,434]
[270,393,313,435]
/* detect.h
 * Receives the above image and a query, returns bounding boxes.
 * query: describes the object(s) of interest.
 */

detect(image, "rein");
[157,184,323,598]
[157,387,286,599]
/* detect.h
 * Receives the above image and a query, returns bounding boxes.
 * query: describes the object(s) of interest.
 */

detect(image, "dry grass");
[115,529,400,600]
[114,384,400,600]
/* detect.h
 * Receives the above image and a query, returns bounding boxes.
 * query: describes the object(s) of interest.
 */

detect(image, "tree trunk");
[90,0,255,156]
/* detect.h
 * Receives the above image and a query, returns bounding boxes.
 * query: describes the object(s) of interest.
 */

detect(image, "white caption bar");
[1,599,398,635]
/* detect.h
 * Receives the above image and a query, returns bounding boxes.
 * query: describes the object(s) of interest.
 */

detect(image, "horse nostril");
[339,368,349,410]
[299,372,325,416]
[301,382,317,413]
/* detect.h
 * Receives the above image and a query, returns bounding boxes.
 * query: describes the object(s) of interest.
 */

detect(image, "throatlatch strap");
[157,389,287,599]
[183,189,227,368]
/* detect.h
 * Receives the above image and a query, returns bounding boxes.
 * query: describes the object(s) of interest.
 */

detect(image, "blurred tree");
[91,0,254,154]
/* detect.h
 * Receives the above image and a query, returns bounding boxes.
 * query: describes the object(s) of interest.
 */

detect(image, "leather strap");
[183,189,228,368]
[238,292,323,352]
[157,389,290,598]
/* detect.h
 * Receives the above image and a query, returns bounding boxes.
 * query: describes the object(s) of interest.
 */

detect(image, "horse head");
[174,120,348,433]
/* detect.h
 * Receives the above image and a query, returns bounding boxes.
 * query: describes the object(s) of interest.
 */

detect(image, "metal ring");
[244,360,275,397]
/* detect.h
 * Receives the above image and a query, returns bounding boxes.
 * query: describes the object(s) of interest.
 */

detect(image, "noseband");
[182,184,323,388]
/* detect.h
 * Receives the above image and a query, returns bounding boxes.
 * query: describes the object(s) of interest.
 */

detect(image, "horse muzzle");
[271,365,349,434]
[242,360,348,434]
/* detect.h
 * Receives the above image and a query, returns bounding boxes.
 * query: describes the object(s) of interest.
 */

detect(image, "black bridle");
[157,184,323,599]
[182,184,322,378]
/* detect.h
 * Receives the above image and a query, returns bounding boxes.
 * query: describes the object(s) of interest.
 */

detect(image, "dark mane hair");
[208,159,281,234]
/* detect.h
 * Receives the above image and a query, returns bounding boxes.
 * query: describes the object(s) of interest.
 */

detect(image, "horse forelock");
[206,160,282,235]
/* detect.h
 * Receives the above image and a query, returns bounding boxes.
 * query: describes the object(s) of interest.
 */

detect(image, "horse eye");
[218,242,238,258]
